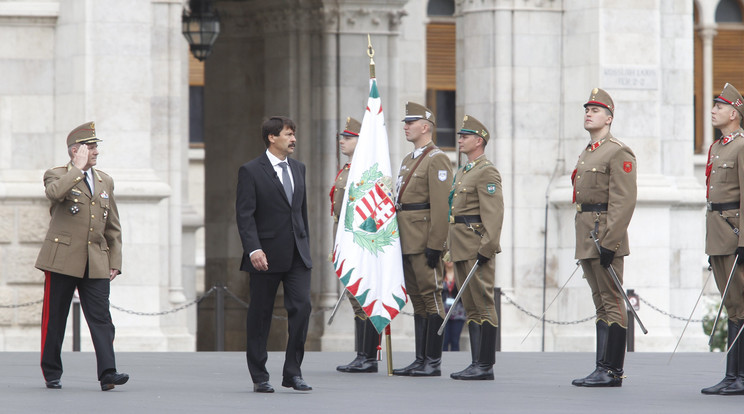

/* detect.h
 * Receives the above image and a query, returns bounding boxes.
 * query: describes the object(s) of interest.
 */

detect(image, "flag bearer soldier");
[571,88,637,388]
[36,122,129,391]
[392,102,452,377]
[702,83,744,396]
[448,115,503,381]
[332,117,380,373]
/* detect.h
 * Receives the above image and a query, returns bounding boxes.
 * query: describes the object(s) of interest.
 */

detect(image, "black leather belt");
[450,215,482,224]
[707,201,740,212]
[576,203,608,213]
[396,202,430,211]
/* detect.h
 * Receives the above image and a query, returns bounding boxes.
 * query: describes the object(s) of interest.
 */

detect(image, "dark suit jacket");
[236,152,312,273]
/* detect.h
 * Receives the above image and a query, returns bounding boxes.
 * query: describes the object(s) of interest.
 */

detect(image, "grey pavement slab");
[0,351,741,413]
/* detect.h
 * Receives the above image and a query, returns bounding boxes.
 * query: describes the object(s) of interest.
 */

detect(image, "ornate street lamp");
[182,0,221,61]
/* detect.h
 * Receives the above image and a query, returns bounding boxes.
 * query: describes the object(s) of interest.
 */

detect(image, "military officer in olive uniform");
[571,88,636,388]
[392,102,452,377]
[332,117,380,373]
[702,83,744,396]
[448,115,503,381]
[36,122,129,391]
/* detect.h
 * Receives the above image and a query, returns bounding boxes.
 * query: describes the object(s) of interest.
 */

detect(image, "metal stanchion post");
[72,293,80,352]
[215,284,225,352]
[626,289,635,352]
[494,287,501,352]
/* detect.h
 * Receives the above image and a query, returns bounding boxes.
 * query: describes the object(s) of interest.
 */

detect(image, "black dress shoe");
[253,381,275,393]
[281,376,312,391]
[45,379,61,389]
[100,371,129,391]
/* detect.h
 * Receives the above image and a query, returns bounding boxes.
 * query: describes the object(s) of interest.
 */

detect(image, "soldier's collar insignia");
[588,138,605,151]
[721,131,742,145]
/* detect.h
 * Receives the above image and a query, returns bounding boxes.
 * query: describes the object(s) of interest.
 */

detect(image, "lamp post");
[182,0,221,61]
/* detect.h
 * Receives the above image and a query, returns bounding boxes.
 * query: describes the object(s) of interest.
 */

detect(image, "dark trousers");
[40,269,116,381]
[246,248,312,383]
[443,319,465,351]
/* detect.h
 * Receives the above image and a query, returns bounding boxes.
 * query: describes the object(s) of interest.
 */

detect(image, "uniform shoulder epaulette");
[608,138,624,148]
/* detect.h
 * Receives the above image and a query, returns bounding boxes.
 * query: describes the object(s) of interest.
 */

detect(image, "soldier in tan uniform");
[702,83,744,395]
[392,102,452,377]
[332,117,380,373]
[571,88,636,388]
[36,122,129,391]
[447,115,503,381]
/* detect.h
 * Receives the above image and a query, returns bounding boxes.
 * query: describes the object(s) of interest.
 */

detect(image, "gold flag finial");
[367,34,376,79]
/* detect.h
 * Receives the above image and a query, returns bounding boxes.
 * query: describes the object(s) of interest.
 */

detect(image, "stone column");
[699,26,716,152]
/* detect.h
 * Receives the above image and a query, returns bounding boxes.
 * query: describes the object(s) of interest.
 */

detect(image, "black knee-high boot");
[572,319,609,386]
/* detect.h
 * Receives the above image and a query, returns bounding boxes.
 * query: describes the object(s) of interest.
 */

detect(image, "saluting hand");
[251,250,269,271]
[72,144,89,170]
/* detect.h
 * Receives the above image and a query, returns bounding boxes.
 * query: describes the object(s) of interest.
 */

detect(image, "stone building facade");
[0,0,736,352]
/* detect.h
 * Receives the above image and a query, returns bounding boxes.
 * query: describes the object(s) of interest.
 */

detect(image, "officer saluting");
[702,83,744,395]
[36,122,129,391]
[448,115,503,381]
[333,117,380,374]
[571,88,636,388]
[392,102,452,377]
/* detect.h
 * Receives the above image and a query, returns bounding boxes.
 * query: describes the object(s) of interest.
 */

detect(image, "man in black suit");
[236,116,313,393]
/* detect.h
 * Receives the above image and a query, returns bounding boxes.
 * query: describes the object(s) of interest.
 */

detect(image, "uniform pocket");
[43,233,72,270]
[716,160,736,182]
[584,165,608,188]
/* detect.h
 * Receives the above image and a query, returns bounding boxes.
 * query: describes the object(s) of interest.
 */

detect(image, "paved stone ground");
[1,351,742,413]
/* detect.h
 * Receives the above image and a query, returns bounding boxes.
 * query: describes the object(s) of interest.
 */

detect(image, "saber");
[709,256,738,346]
[326,290,347,326]
[590,230,648,334]
[438,261,480,336]
[669,266,713,363]
[521,260,582,344]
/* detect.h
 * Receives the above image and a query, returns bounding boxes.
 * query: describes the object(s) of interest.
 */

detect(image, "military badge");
[486,183,496,194]
[438,170,448,181]
[71,189,81,196]
[103,209,108,220]
[69,205,79,215]
[100,190,109,199]
[623,162,633,173]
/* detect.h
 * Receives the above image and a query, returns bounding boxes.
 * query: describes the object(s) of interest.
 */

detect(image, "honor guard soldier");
[332,117,380,373]
[702,83,744,395]
[571,88,637,388]
[392,102,452,377]
[36,122,129,391]
[448,115,503,381]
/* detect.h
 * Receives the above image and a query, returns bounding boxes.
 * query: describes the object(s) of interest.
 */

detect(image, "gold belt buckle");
[576,204,582,213]
[449,215,455,224]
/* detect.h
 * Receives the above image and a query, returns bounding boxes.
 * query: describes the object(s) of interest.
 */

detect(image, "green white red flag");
[332,77,407,333]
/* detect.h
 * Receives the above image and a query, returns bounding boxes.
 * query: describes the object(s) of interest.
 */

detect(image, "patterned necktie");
[278,162,293,205]
[83,171,93,194]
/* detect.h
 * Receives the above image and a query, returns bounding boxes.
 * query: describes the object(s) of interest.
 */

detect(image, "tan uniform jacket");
[573,133,637,259]
[448,156,504,262]
[396,142,452,254]
[331,163,350,238]
[705,128,744,255]
[35,163,122,279]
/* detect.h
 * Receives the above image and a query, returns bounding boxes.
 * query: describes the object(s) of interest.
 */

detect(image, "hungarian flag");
[332,77,407,333]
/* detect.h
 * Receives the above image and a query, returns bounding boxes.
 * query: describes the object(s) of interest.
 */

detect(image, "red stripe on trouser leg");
[40,271,51,380]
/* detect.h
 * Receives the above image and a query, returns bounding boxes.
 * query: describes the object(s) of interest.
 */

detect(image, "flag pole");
[385,325,393,376]
[367,33,393,375]
[367,34,375,78]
